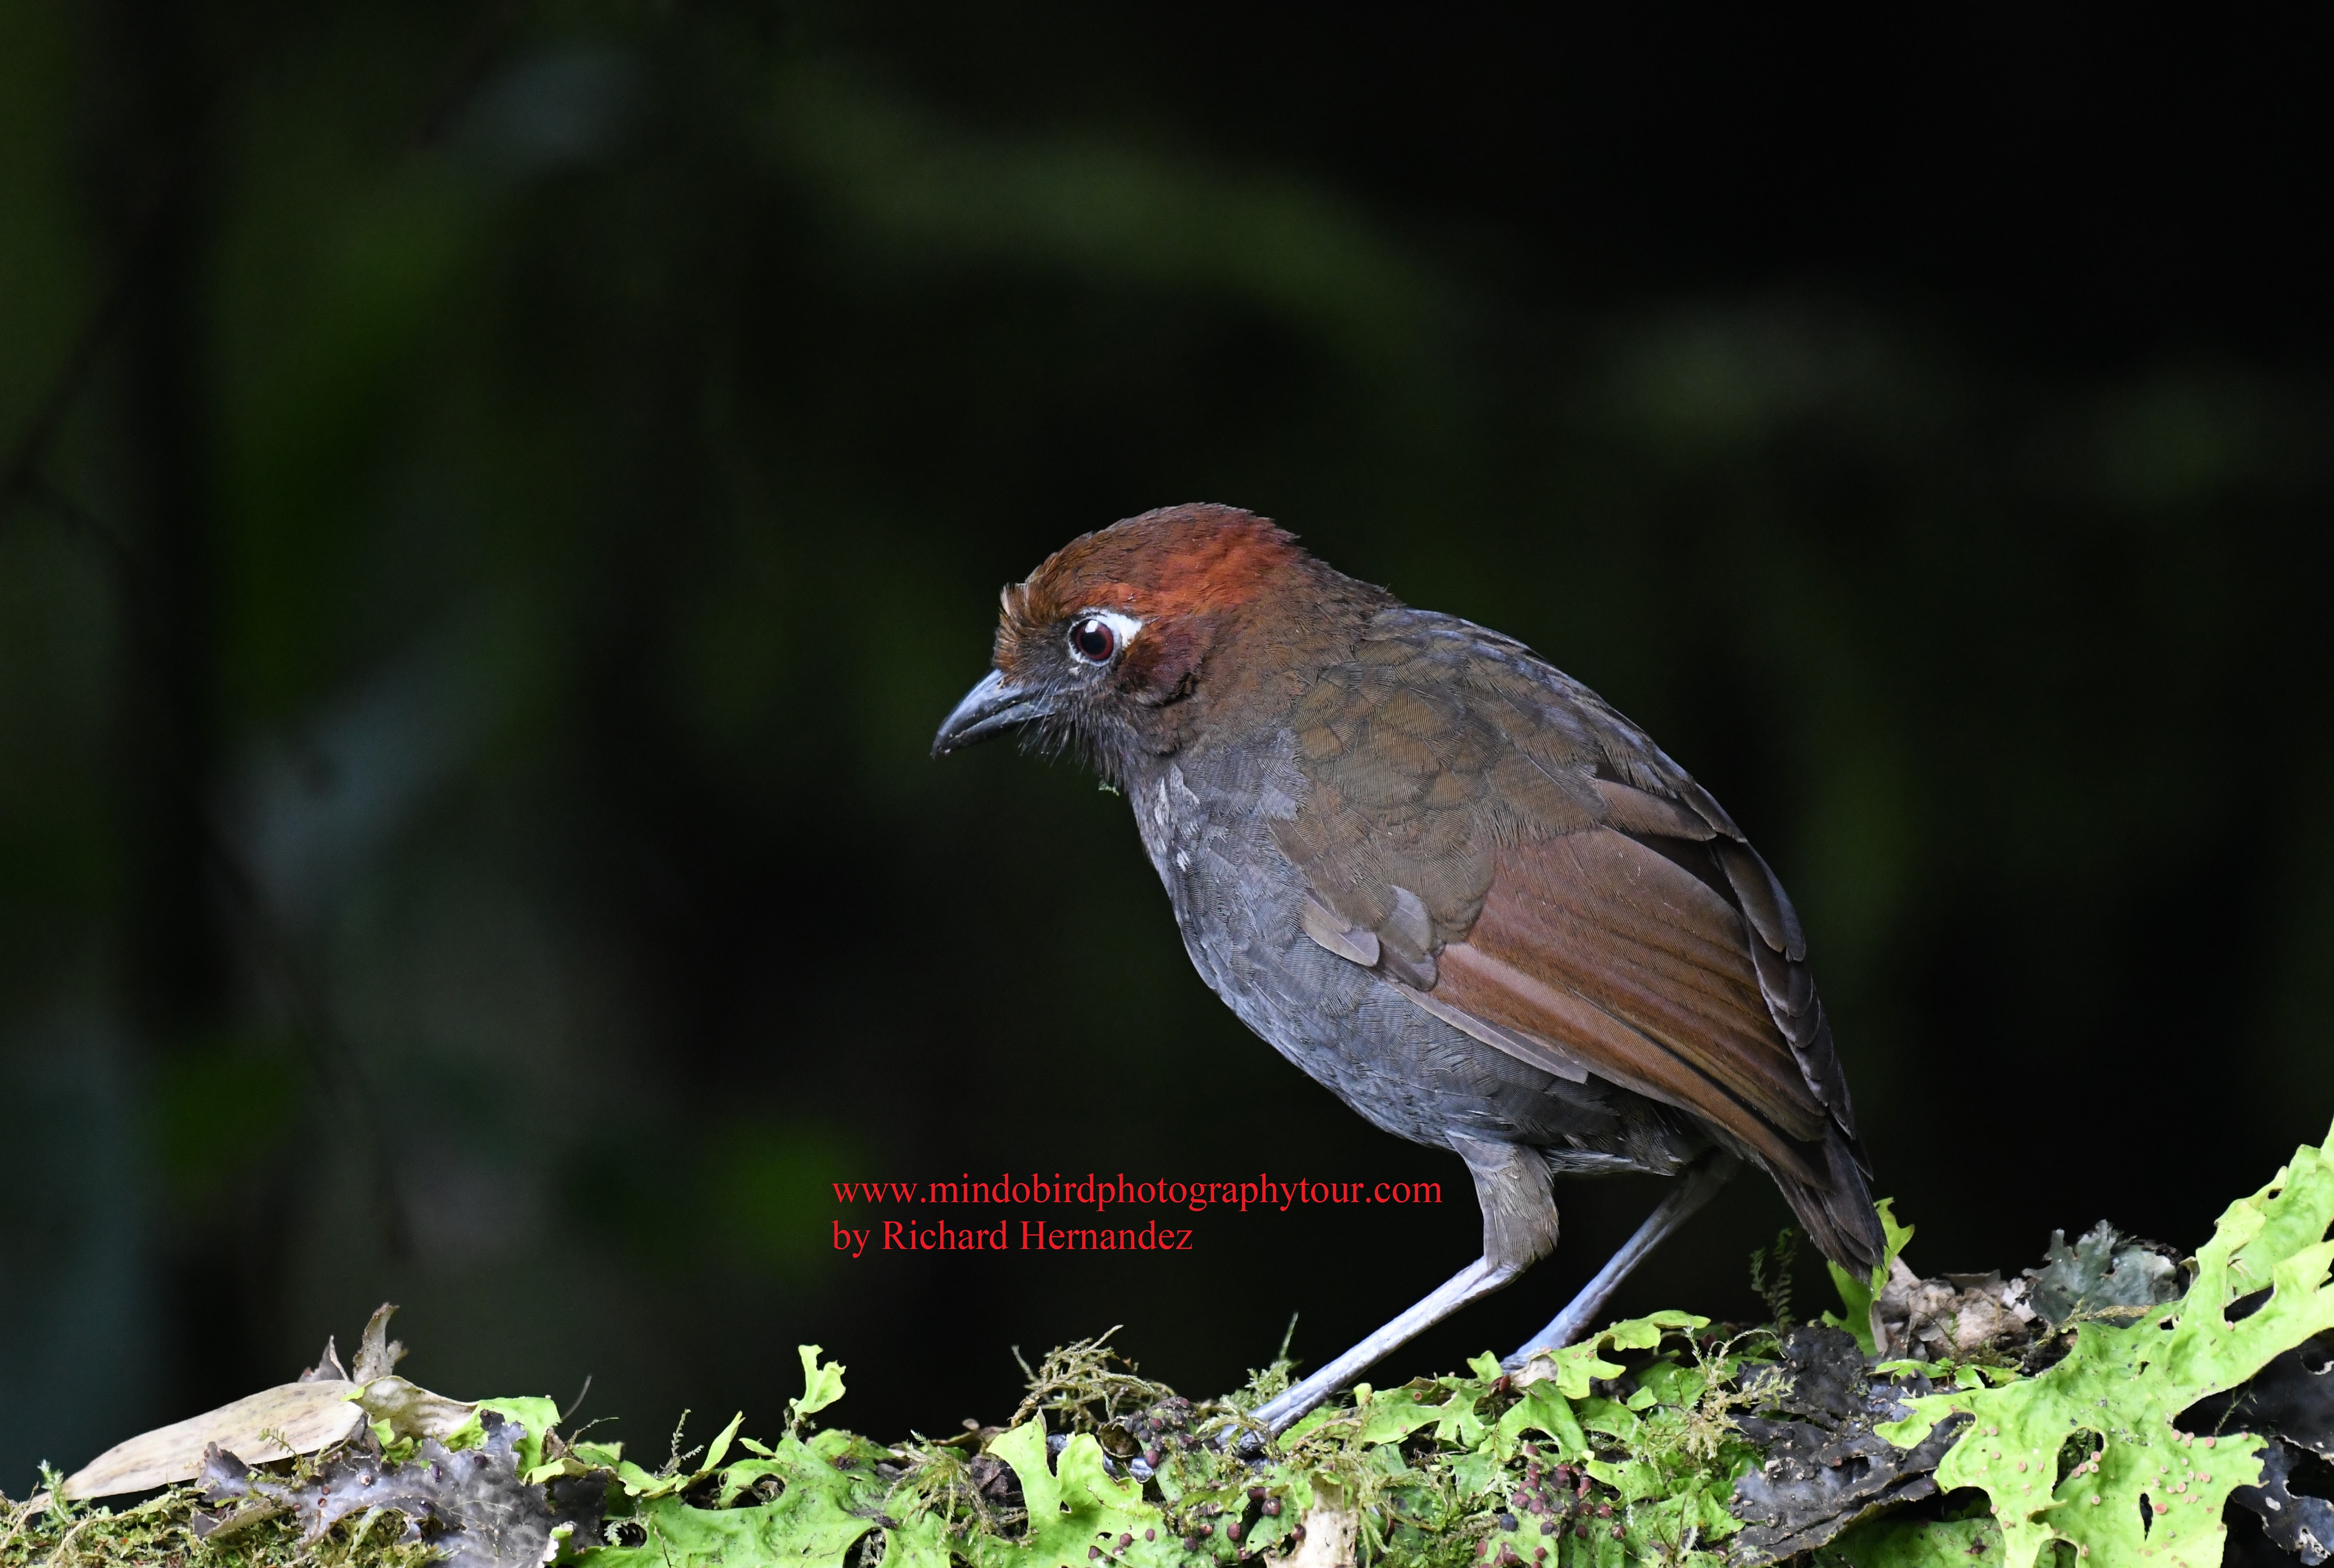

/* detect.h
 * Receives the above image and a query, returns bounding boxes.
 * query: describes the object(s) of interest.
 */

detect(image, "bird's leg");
[1502,1150,1741,1370]
[1243,1257,1518,1436]
[1247,1138,1557,1435]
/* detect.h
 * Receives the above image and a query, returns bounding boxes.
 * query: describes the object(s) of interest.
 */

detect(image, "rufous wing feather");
[1433,829,1824,1171]
[1275,608,1885,1268]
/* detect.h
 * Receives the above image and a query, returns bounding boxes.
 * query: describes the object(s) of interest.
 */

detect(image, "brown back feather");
[1271,606,1884,1268]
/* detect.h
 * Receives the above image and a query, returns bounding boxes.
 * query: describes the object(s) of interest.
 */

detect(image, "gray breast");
[1126,738,1636,1159]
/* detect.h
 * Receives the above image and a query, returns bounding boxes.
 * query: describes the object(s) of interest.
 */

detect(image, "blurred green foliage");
[2,0,2330,1501]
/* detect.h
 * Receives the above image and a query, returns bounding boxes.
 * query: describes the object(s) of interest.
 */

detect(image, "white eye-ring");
[1068,610,1142,664]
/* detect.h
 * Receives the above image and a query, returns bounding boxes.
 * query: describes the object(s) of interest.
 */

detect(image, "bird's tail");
[1769,1122,1887,1273]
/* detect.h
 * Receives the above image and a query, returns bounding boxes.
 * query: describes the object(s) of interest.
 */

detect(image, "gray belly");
[1126,743,1661,1167]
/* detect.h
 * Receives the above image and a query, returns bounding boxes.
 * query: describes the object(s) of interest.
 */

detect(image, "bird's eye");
[1069,617,1117,662]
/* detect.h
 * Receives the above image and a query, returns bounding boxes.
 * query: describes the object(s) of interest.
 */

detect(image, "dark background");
[4,1,2331,1490]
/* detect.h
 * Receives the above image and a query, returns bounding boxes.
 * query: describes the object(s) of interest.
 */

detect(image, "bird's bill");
[932,669,1053,756]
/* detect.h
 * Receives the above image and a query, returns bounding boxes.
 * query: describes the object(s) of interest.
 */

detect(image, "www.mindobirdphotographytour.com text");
[830,1171,1444,1256]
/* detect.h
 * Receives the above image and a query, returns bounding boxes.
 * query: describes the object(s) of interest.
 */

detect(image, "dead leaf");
[353,1301,407,1384]
[353,1374,477,1440]
[1283,1491,1357,1568]
[52,1380,366,1504]
[301,1336,349,1382]
[1872,1259,2037,1360]
[23,1303,440,1516]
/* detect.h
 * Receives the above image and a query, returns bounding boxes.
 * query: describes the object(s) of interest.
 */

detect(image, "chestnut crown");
[932,504,1368,775]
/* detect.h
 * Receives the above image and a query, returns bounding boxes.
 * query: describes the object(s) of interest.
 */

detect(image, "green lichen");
[563,1316,1766,1568]
[11,1126,2334,1568]
[1846,1122,2334,1568]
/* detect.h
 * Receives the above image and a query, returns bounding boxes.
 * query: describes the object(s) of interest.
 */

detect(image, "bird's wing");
[1272,608,1880,1264]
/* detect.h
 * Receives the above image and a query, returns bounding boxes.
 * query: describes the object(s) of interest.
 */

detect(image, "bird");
[932,503,1883,1431]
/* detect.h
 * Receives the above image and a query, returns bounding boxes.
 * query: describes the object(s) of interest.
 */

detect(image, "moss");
[0,1479,435,1568]
[15,1123,2334,1568]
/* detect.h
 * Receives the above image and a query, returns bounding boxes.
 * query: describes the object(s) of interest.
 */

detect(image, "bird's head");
[933,503,1340,779]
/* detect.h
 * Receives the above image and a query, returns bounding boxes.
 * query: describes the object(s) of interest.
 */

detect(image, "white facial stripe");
[1081,609,1144,645]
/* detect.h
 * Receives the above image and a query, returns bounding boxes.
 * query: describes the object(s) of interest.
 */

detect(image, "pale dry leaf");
[1283,1500,1357,1568]
[354,1374,477,1440]
[54,1380,366,1504]
[352,1301,407,1384]
[1872,1259,2038,1360]
[300,1334,348,1382]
